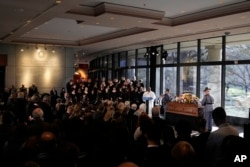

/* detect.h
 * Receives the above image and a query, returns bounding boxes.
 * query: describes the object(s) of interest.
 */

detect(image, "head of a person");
[212,107,227,126]
[171,141,196,166]
[146,87,151,92]
[32,107,44,121]
[203,87,211,95]
[39,131,57,152]
[152,106,160,118]
[117,161,139,167]
[131,103,137,111]
[165,88,170,93]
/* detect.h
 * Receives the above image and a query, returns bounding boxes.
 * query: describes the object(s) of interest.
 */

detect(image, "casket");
[165,102,204,130]
[167,102,201,117]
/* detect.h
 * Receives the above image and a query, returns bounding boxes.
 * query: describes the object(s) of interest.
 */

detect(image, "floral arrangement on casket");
[168,93,201,117]
[173,93,200,105]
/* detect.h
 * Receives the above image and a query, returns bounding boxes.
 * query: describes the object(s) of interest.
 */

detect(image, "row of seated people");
[0,88,250,167]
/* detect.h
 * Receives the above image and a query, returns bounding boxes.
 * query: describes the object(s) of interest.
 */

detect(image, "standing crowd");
[0,77,249,167]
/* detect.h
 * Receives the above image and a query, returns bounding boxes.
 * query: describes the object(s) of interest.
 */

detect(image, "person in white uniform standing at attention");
[142,87,156,118]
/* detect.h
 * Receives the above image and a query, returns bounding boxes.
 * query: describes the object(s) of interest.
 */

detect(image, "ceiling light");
[55,0,61,4]
[150,46,159,56]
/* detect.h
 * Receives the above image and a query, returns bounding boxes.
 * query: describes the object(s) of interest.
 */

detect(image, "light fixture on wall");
[144,46,159,57]
[150,46,159,56]
[161,50,168,60]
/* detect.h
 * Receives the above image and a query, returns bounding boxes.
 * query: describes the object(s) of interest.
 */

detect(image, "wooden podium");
[166,102,204,130]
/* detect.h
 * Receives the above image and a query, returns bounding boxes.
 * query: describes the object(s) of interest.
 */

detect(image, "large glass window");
[127,50,136,67]
[226,34,250,61]
[200,37,222,62]
[163,43,178,64]
[180,66,197,95]
[155,47,162,65]
[107,55,112,68]
[137,68,147,88]
[200,65,221,108]
[114,53,118,68]
[127,68,135,80]
[108,70,112,80]
[155,67,161,98]
[119,52,126,67]
[225,64,250,118]
[137,48,147,66]
[180,41,197,63]
[163,67,177,97]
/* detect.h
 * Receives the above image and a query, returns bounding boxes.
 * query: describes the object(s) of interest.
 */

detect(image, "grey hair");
[32,108,44,120]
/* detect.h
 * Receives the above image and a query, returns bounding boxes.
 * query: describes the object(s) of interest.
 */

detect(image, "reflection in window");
[225,64,250,118]
[200,37,222,62]
[200,65,221,108]
[180,41,197,63]
[163,67,177,97]
[180,66,197,95]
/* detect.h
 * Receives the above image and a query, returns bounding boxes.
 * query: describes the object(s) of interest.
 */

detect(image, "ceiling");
[1,0,250,61]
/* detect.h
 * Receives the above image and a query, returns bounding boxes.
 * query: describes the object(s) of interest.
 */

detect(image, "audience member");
[204,107,239,167]
[0,77,247,167]
[217,135,250,167]
[170,141,197,167]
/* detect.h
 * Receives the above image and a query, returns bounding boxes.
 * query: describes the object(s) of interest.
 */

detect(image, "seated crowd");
[0,77,249,167]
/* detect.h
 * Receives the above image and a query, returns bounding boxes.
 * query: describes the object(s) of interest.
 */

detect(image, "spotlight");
[150,46,159,56]
[161,51,168,60]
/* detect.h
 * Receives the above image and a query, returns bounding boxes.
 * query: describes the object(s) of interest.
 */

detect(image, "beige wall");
[1,44,76,94]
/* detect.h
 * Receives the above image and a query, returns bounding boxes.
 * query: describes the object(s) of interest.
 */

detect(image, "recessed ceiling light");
[55,0,61,4]
[96,22,100,25]
[110,17,115,20]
